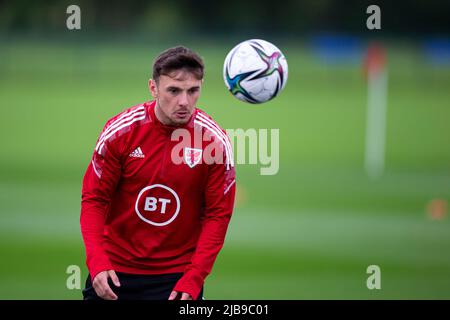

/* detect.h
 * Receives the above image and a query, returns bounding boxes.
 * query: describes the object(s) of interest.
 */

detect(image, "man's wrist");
[173,270,204,300]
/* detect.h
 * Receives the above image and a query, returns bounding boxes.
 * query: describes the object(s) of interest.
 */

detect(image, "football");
[223,39,288,104]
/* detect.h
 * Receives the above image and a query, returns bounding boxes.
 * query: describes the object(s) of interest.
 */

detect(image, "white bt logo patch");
[135,184,180,226]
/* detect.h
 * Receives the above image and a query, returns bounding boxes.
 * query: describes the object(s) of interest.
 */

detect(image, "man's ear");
[149,79,158,98]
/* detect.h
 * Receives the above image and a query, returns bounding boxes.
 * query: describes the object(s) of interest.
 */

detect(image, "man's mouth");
[175,110,189,118]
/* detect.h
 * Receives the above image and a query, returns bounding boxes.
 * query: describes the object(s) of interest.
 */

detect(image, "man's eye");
[188,88,199,94]
[169,88,179,94]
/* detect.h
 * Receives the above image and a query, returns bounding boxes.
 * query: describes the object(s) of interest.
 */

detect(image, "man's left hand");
[168,290,192,300]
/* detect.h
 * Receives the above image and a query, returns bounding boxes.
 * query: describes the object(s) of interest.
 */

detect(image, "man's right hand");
[92,270,121,300]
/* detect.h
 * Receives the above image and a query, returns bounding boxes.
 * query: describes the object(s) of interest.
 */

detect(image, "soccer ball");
[223,39,288,104]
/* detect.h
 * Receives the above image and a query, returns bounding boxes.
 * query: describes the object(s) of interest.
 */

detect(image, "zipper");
[159,135,170,179]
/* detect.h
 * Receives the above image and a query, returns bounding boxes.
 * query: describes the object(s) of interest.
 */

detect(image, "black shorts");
[82,272,204,300]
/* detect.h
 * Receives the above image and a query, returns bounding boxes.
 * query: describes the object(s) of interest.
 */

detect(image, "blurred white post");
[364,43,388,180]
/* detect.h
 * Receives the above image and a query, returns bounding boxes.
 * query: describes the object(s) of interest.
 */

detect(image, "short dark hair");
[152,46,204,82]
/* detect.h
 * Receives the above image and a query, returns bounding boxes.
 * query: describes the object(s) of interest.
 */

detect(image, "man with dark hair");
[81,46,236,300]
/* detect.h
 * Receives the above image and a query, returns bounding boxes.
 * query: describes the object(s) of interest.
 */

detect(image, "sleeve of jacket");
[80,121,124,280]
[173,139,236,299]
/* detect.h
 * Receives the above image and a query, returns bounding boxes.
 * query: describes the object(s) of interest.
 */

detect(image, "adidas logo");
[129,147,145,158]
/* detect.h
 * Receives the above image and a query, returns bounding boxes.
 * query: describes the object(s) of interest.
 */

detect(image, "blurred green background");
[0,0,449,299]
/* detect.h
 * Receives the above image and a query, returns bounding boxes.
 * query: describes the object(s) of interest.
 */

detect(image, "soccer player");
[80,46,236,300]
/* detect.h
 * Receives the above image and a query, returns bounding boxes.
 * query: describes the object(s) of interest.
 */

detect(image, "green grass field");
[0,39,449,299]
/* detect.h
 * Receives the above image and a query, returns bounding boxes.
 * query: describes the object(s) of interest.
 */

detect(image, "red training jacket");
[80,100,236,299]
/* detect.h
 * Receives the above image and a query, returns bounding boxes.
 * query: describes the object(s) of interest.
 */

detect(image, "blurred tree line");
[0,0,449,37]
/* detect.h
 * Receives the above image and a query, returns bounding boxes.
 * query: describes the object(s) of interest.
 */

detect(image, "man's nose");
[178,92,189,107]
